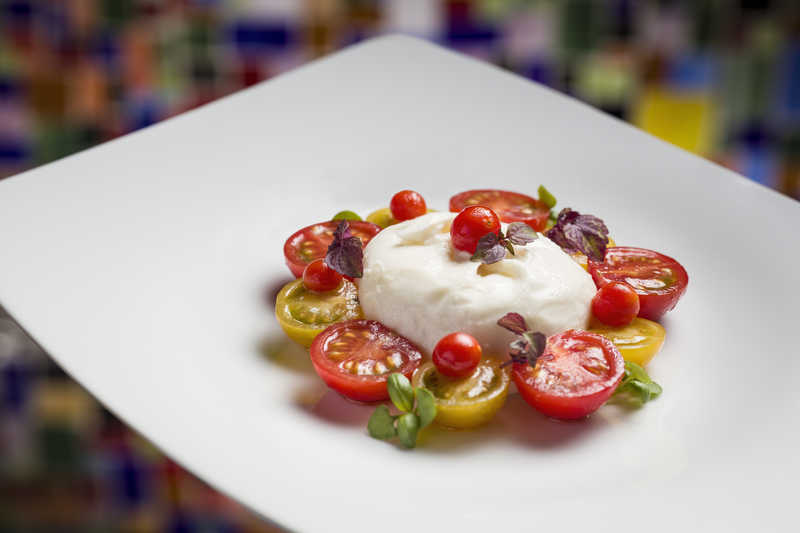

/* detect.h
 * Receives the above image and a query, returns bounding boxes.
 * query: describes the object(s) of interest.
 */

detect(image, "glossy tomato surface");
[512,330,624,420]
[449,189,550,231]
[591,281,640,327]
[450,205,501,254]
[310,320,423,402]
[389,190,427,221]
[588,317,665,367]
[283,220,381,277]
[413,360,510,429]
[588,247,688,321]
[302,258,342,292]
[432,332,482,378]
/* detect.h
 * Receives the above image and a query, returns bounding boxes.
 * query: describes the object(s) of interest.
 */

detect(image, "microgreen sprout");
[367,373,437,449]
[610,361,663,407]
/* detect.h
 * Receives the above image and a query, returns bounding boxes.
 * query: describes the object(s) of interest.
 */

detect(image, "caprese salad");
[274,187,687,448]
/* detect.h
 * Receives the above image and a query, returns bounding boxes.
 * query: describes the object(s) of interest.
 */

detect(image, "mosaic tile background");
[1,1,799,531]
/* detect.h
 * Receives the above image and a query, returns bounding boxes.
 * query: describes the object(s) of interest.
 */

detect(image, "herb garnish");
[545,208,609,262]
[367,373,436,449]
[611,361,663,406]
[537,185,558,222]
[471,222,538,265]
[324,220,364,278]
[496,312,547,367]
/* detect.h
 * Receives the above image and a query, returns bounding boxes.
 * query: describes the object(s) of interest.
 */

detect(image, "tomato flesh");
[589,247,688,321]
[413,360,510,429]
[513,330,624,420]
[275,279,362,347]
[284,220,381,278]
[449,189,550,231]
[310,320,423,402]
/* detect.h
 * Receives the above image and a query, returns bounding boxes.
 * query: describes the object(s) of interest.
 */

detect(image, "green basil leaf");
[610,361,663,407]
[537,185,557,209]
[387,373,415,413]
[415,388,437,428]
[396,413,420,449]
[367,405,397,440]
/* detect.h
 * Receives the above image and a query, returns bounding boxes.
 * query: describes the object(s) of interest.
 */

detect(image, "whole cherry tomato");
[591,282,640,327]
[390,190,427,221]
[302,258,343,292]
[450,206,501,254]
[432,332,482,378]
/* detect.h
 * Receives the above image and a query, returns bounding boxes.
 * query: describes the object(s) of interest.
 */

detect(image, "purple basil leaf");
[325,220,364,278]
[497,312,529,335]
[471,232,506,264]
[545,208,609,262]
[333,219,353,241]
[506,222,538,246]
[522,332,547,364]
[508,338,530,361]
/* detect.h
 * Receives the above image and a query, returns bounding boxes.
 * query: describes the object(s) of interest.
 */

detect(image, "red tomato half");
[283,220,381,278]
[310,320,423,402]
[588,247,688,321]
[513,330,624,420]
[449,189,550,231]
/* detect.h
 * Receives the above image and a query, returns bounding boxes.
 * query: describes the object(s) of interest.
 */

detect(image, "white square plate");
[1,36,798,532]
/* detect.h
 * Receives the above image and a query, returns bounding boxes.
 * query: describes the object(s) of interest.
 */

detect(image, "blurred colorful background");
[1,0,799,531]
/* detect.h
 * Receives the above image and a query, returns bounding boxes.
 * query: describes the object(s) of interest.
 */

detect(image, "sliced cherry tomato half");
[588,247,688,321]
[283,220,381,278]
[513,330,624,420]
[412,359,510,429]
[275,279,362,347]
[588,317,666,367]
[310,320,423,402]
[449,189,550,231]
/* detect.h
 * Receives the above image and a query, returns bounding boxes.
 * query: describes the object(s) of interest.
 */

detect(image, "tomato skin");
[284,220,381,278]
[309,320,423,402]
[432,332,482,378]
[591,282,640,327]
[390,190,427,221]
[450,206,501,254]
[512,330,624,420]
[302,259,343,292]
[449,189,550,231]
[589,247,688,321]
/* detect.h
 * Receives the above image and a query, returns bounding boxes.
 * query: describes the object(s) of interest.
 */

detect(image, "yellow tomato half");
[412,360,510,429]
[365,207,397,229]
[588,317,666,366]
[275,279,363,347]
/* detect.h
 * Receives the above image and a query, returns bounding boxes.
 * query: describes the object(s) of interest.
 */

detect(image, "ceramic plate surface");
[1,36,798,532]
